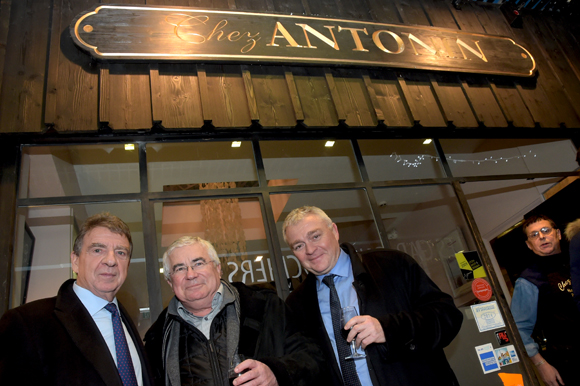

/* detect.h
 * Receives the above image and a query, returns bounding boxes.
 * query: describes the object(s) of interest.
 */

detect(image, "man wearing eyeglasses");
[144,236,323,386]
[511,215,580,386]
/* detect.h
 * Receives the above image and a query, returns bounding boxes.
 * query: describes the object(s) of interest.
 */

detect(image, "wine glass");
[340,306,366,360]
[228,354,246,385]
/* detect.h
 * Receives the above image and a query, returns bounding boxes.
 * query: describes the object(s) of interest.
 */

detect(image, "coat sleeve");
[367,251,463,360]
[256,294,326,386]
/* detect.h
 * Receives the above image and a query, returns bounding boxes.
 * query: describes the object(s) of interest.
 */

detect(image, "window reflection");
[19,144,140,198]
[155,197,275,308]
[359,139,445,180]
[374,185,477,306]
[273,190,381,291]
[440,138,578,177]
[261,140,361,184]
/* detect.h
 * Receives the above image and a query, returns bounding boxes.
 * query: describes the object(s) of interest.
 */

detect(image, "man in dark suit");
[0,212,152,386]
[283,206,463,386]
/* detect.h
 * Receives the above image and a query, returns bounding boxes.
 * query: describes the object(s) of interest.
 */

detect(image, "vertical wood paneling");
[99,63,110,124]
[368,0,402,24]
[0,0,51,132]
[526,17,580,122]
[544,18,580,84]
[241,65,260,121]
[365,70,412,127]
[324,69,346,122]
[156,64,204,129]
[512,16,575,127]
[459,76,507,127]
[197,65,212,123]
[0,0,11,96]
[398,72,446,127]
[430,74,478,127]
[205,64,251,127]
[250,66,297,127]
[234,0,274,12]
[271,0,306,15]
[45,0,98,132]
[109,64,153,130]
[331,69,377,127]
[306,0,342,18]
[149,63,162,124]
[292,66,338,127]
[338,0,373,21]
[284,68,305,122]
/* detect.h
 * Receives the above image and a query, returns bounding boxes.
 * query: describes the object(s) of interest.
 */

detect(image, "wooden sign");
[71,5,536,77]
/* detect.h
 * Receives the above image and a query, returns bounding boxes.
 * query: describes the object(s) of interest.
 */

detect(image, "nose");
[304,241,315,255]
[103,250,118,266]
[185,265,198,279]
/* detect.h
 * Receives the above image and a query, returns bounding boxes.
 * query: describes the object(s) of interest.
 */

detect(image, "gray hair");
[282,206,333,245]
[163,236,220,281]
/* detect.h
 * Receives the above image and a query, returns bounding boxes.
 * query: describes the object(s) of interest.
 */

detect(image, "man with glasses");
[511,215,580,386]
[144,236,323,386]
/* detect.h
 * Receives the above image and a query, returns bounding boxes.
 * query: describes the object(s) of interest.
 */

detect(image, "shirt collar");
[316,249,351,284]
[73,281,117,316]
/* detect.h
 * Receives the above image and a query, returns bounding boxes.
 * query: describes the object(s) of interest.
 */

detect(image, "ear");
[556,229,562,240]
[331,223,340,241]
[70,252,79,274]
[525,240,533,251]
[166,277,174,290]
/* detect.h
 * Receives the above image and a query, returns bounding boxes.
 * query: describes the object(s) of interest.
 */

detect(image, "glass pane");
[273,190,381,291]
[358,139,445,180]
[19,144,140,198]
[147,141,258,192]
[374,185,477,306]
[11,202,150,336]
[260,140,361,185]
[439,138,578,177]
[154,197,274,308]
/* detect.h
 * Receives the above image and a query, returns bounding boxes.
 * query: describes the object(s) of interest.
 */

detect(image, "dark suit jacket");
[286,243,463,386]
[0,279,153,386]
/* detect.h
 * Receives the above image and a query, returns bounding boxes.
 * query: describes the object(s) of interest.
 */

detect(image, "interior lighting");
[124,144,135,151]
[159,268,164,274]
[423,139,432,145]
[255,255,263,262]
[325,141,335,147]
[231,141,242,147]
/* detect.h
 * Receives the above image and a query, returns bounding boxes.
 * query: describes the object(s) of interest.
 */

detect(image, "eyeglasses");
[528,227,554,240]
[170,260,210,277]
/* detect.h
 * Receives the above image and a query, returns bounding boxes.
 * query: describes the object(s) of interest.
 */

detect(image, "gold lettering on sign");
[337,26,369,52]
[405,33,437,56]
[166,14,260,53]
[267,22,302,47]
[456,39,487,62]
[372,30,404,54]
[295,24,339,50]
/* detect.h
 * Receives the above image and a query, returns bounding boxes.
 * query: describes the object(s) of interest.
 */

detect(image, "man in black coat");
[0,212,153,386]
[283,206,463,386]
[144,236,323,386]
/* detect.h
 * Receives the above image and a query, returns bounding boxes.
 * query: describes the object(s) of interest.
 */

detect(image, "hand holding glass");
[228,354,246,385]
[340,306,366,360]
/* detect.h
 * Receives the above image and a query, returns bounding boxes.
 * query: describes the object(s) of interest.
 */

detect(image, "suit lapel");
[54,280,122,386]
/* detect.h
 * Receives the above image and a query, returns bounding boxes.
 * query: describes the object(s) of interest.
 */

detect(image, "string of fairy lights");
[389,150,537,168]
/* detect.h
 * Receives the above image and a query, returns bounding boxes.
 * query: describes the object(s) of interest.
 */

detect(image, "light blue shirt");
[510,277,540,357]
[317,250,373,385]
[73,282,143,386]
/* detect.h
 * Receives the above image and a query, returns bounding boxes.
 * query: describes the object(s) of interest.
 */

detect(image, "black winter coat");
[145,282,324,386]
[286,243,463,386]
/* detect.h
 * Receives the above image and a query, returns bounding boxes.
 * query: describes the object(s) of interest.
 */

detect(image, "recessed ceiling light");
[255,255,263,262]
[423,139,432,145]
[325,141,335,147]
[159,268,164,274]
[124,144,135,150]
[231,141,242,147]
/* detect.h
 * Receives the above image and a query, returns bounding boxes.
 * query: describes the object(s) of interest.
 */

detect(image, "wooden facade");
[1,0,580,134]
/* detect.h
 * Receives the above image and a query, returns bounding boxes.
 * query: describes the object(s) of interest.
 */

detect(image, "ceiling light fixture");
[325,141,335,147]
[423,139,432,145]
[255,255,263,262]
[231,141,242,147]
[124,144,135,151]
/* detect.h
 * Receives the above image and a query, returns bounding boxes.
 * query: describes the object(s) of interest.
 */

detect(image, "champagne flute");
[340,306,366,360]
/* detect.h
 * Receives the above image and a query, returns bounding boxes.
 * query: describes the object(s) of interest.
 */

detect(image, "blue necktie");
[322,275,362,386]
[104,303,138,386]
